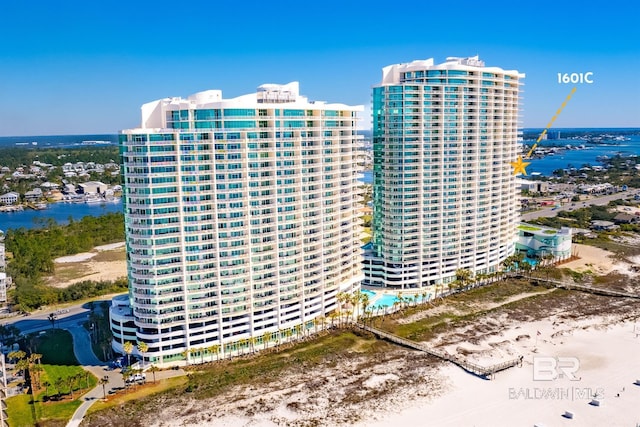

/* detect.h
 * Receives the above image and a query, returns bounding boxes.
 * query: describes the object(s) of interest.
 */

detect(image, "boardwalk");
[531,277,640,299]
[355,323,522,380]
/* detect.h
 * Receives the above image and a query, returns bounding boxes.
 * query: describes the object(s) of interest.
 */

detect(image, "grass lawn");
[6,329,98,426]
[36,329,79,365]
[5,394,36,427]
[36,398,82,425]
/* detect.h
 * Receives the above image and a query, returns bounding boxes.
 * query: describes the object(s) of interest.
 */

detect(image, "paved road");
[5,296,119,335]
[64,324,186,426]
[521,190,635,221]
[1,298,185,427]
[64,323,186,427]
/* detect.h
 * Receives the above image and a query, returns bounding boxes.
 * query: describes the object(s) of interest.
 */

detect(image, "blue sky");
[1,0,638,136]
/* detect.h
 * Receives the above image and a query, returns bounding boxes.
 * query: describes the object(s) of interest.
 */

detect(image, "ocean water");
[0,200,123,232]
[0,134,118,148]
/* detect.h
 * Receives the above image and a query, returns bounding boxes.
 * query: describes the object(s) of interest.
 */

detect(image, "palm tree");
[210,344,220,362]
[54,376,65,399]
[8,350,26,365]
[42,380,52,400]
[30,363,44,391]
[455,268,474,291]
[181,349,190,365]
[396,292,404,309]
[248,336,257,353]
[66,375,76,399]
[328,311,338,328]
[148,365,159,383]
[294,324,303,341]
[189,347,199,363]
[99,375,109,400]
[136,341,149,369]
[123,341,134,367]
[359,292,370,323]
[121,367,133,393]
[520,260,533,279]
[313,316,322,334]
[261,332,270,350]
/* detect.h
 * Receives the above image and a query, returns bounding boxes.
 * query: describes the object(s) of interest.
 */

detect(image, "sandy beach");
[362,318,640,427]
[127,242,640,427]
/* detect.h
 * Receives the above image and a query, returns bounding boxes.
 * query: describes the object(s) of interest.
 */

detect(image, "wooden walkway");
[355,323,522,379]
[531,277,640,299]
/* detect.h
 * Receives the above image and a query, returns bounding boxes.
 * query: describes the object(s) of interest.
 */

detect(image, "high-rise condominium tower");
[111,82,363,365]
[363,56,524,289]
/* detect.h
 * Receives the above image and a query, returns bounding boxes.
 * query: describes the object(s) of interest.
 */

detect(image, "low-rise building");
[24,188,43,202]
[613,213,640,225]
[591,220,618,231]
[0,192,19,205]
[516,223,572,261]
[77,181,107,195]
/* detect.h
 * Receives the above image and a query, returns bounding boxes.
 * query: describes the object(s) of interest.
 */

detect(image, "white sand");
[361,318,640,427]
[54,242,126,263]
[50,241,127,287]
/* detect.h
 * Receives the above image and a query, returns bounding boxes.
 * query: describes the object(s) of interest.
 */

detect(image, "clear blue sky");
[1,0,638,136]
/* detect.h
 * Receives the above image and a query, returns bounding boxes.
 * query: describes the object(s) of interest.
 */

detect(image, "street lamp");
[100,375,109,401]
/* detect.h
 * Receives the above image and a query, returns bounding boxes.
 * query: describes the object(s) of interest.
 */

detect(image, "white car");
[126,373,146,383]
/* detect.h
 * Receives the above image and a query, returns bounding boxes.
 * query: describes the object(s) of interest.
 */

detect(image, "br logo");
[533,356,580,381]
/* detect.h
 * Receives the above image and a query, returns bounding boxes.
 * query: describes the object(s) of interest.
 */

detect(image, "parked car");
[126,372,146,383]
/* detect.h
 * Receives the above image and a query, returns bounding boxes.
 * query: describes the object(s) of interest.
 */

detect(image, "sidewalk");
[64,324,186,427]
[65,325,118,427]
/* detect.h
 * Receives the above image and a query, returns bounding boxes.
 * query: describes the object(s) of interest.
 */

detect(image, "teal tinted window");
[283,109,305,116]
[448,70,468,77]
[283,120,305,128]
[149,133,175,141]
[195,121,222,129]
[224,120,256,128]
[223,109,256,117]
[194,109,221,120]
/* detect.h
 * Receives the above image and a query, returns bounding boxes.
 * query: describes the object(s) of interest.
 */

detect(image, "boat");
[85,194,104,204]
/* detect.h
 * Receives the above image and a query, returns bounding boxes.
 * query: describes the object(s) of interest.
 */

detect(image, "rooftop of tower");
[130,82,363,131]
[378,55,525,85]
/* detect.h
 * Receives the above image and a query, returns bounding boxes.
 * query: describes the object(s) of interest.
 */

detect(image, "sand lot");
[49,242,127,287]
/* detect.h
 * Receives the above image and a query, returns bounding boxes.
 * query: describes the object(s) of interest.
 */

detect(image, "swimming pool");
[374,294,400,308]
[361,289,377,298]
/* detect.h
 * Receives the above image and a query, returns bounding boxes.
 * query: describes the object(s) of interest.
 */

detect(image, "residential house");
[613,213,640,225]
[0,192,19,205]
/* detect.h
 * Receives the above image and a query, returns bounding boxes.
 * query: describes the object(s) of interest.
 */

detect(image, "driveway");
[64,324,185,427]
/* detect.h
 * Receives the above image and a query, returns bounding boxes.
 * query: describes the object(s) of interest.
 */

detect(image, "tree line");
[0,146,119,169]
[4,212,127,311]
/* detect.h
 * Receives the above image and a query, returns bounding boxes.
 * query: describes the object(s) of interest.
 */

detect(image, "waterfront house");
[77,181,107,195]
[0,192,19,205]
[24,188,43,202]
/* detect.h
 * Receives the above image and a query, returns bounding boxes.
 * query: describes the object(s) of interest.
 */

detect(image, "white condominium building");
[111,82,364,365]
[364,56,524,289]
